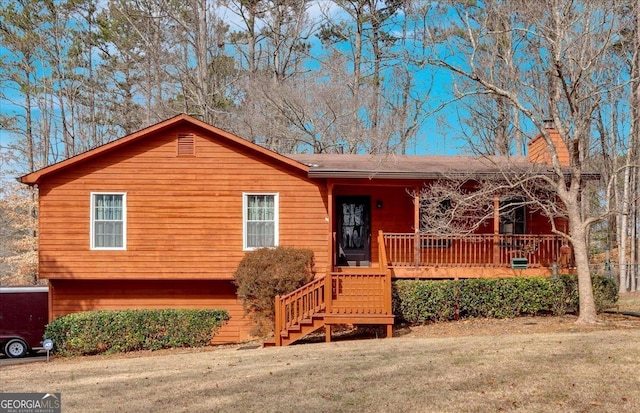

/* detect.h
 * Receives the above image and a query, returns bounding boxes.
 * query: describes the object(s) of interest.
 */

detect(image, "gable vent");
[177,134,195,156]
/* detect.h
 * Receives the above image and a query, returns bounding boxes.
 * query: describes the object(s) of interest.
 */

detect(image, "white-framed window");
[91,192,127,250]
[243,193,279,250]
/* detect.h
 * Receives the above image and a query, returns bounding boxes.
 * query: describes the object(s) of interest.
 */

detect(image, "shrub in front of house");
[393,275,618,324]
[44,309,228,356]
[455,277,566,318]
[555,274,619,314]
[392,279,458,322]
[234,246,315,337]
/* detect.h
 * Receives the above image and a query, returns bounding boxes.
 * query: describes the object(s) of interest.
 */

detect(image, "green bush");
[393,275,618,324]
[556,274,618,313]
[456,278,566,318]
[392,280,458,322]
[234,246,315,337]
[44,309,228,357]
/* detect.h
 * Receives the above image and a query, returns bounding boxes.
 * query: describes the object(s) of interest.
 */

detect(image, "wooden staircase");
[263,272,394,346]
[264,232,394,347]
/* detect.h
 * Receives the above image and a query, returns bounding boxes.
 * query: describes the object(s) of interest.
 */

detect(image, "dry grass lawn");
[1,293,639,413]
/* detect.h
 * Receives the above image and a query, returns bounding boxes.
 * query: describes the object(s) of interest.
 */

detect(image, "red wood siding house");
[20,114,574,345]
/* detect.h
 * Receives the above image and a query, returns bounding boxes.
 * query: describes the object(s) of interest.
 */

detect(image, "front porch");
[269,230,575,347]
[327,182,574,279]
[271,181,575,346]
[379,232,574,279]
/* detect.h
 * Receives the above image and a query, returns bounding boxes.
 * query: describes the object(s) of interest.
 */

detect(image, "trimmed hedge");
[393,275,617,324]
[44,309,229,356]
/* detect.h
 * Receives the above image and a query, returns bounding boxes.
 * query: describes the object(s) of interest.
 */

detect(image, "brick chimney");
[527,119,571,167]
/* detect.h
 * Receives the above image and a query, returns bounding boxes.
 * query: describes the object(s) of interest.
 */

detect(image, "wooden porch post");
[274,295,282,346]
[377,230,388,270]
[328,182,334,272]
[325,182,335,342]
[493,193,500,266]
[414,186,420,267]
[378,229,393,339]
[325,273,333,314]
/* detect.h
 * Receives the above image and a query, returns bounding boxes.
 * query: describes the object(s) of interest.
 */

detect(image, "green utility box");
[511,257,528,269]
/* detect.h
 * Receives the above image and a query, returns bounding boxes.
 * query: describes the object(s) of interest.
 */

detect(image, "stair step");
[282,325,302,335]
[262,338,276,348]
[279,315,325,337]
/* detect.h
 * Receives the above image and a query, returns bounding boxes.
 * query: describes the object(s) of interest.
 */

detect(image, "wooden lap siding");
[35,124,329,343]
[37,124,329,281]
[49,279,254,343]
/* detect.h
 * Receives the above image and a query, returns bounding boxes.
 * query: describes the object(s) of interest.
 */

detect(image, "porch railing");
[383,232,571,268]
[329,272,391,315]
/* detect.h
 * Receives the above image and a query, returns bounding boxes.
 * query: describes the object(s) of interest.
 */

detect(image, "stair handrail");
[378,230,392,316]
[274,275,327,343]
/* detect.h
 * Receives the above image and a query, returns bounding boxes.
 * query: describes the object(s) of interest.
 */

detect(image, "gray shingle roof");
[287,153,543,179]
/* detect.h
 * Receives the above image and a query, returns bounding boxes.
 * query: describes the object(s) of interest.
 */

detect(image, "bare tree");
[231,0,429,154]
[317,0,407,151]
[161,0,235,124]
[618,0,640,292]
[227,0,315,150]
[0,0,46,172]
[419,0,632,322]
[261,0,312,82]
[0,182,38,286]
[227,0,264,79]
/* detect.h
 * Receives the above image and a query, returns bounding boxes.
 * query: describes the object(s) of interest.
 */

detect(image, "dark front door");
[336,196,371,266]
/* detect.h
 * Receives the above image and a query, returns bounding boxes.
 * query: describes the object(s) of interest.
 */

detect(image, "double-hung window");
[91,193,126,250]
[243,193,278,250]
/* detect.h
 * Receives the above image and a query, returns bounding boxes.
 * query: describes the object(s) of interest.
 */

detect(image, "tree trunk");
[619,162,631,292]
[196,0,210,122]
[630,0,640,292]
[570,218,598,323]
